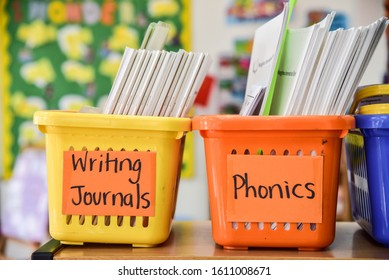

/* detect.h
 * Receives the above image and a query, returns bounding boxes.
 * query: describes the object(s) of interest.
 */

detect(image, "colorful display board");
[1,0,193,178]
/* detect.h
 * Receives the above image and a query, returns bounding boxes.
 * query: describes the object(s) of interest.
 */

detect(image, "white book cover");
[170,52,205,117]
[312,29,347,115]
[144,21,170,51]
[297,28,344,115]
[127,50,163,115]
[164,52,194,117]
[269,24,317,115]
[181,53,213,117]
[113,49,147,114]
[240,85,265,116]
[303,30,340,115]
[159,51,189,116]
[123,50,153,115]
[287,12,335,115]
[339,17,388,114]
[137,51,168,115]
[244,2,290,115]
[325,27,363,115]
[142,52,176,116]
[152,50,186,116]
[102,47,137,114]
[332,26,370,114]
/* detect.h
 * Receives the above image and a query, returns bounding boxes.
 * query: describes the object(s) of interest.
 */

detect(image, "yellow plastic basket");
[348,84,389,114]
[33,110,191,247]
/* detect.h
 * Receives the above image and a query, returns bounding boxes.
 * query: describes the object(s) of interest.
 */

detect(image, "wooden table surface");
[32,221,389,260]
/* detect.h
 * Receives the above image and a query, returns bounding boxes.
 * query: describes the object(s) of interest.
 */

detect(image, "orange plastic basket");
[193,115,354,250]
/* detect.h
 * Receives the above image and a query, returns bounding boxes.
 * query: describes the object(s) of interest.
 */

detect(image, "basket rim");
[192,114,355,132]
[33,110,191,132]
[355,114,389,129]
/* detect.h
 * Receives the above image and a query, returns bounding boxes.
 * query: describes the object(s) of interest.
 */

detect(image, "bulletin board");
[1,0,194,179]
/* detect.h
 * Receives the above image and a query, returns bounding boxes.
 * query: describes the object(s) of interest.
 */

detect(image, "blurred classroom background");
[1,0,387,259]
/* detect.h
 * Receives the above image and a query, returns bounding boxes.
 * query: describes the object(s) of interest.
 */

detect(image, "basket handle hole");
[283,222,290,231]
[105,216,111,226]
[257,222,264,230]
[270,149,276,155]
[79,215,85,225]
[297,223,304,231]
[297,149,303,156]
[130,216,136,227]
[92,215,98,226]
[270,222,277,230]
[117,216,123,227]
[142,217,149,228]
[66,215,72,225]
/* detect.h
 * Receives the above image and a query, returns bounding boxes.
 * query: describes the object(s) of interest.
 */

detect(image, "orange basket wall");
[193,115,354,250]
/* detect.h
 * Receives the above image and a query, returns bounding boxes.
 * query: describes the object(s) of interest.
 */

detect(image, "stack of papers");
[102,22,212,118]
[241,1,388,116]
[241,0,294,116]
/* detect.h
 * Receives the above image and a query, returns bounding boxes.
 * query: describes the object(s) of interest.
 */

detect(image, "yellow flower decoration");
[17,20,57,48]
[20,58,55,88]
[61,60,95,84]
[108,25,139,51]
[99,52,122,81]
[58,25,93,60]
[148,0,179,17]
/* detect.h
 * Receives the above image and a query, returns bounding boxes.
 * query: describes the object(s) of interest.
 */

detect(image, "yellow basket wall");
[34,111,190,246]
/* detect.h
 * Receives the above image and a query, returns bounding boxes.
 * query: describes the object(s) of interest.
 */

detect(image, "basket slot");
[230,222,317,232]
[104,216,110,226]
[143,216,149,227]
[66,215,72,225]
[130,216,136,227]
[79,215,85,225]
[345,134,372,224]
[63,214,152,228]
[356,186,371,223]
[230,148,319,156]
[117,216,123,226]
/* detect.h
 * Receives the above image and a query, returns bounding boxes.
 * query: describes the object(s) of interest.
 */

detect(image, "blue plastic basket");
[345,114,389,246]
